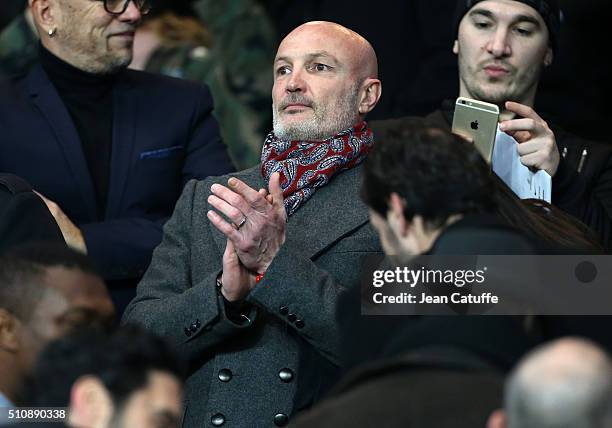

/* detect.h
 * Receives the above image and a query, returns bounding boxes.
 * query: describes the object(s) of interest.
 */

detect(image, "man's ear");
[30,0,55,35]
[487,409,507,428]
[358,78,382,115]
[0,309,20,353]
[544,47,553,67]
[389,193,409,237]
[69,376,114,428]
[453,39,459,55]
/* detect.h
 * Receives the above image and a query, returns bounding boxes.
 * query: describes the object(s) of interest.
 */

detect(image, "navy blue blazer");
[0,64,235,280]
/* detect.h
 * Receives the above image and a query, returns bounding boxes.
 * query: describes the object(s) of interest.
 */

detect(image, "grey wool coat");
[123,164,382,427]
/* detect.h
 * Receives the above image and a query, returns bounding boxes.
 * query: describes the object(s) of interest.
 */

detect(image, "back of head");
[362,118,497,228]
[29,324,184,407]
[505,338,612,428]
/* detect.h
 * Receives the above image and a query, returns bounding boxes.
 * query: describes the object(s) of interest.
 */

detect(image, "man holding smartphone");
[373,0,612,249]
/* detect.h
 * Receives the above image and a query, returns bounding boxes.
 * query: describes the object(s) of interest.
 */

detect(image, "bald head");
[515,338,610,386]
[503,338,612,428]
[281,21,378,80]
[272,21,381,141]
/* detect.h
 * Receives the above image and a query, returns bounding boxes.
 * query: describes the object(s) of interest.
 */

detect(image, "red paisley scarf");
[260,121,374,216]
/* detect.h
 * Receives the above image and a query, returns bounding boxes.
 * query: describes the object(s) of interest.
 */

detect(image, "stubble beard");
[458,55,543,107]
[272,84,361,141]
[56,26,132,74]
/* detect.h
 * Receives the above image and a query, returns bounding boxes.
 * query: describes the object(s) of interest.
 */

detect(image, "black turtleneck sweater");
[40,45,114,219]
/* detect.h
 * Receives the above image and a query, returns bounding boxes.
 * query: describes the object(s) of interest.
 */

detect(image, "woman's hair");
[493,175,603,252]
[144,12,212,48]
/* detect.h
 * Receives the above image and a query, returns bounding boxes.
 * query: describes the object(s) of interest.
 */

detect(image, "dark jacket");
[0,64,235,280]
[289,349,505,428]
[371,106,612,249]
[123,165,382,427]
[290,215,537,427]
[338,215,539,372]
[0,173,64,253]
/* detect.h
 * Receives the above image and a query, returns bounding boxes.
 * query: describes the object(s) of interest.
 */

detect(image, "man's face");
[272,26,363,141]
[44,267,116,335]
[113,371,182,428]
[17,287,70,371]
[18,267,115,368]
[51,0,141,73]
[454,0,552,106]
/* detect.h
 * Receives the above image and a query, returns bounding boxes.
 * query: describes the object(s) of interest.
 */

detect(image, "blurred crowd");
[1,0,612,427]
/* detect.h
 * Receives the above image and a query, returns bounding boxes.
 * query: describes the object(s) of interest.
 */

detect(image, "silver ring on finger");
[235,216,247,230]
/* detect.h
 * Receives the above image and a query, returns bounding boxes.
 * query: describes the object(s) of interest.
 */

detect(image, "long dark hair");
[492,175,603,253]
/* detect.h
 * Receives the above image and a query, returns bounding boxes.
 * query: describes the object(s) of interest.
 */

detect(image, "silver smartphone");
[451,97,500,162]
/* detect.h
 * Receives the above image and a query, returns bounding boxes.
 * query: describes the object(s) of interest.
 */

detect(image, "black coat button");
[218,369,233,382]
[279,306,289,315]
[295,319,305,329]
[274,413,289,427]
[184,327,192,337]
[211,413,225,426]
[195,319,201,328]
[287,313,297,322]
[279,368,294,383]
[190,323,198,332]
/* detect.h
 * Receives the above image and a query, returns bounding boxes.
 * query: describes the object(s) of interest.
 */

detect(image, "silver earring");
[48,28,56,37]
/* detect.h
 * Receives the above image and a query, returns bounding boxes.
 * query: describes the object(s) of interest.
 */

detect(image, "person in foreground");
[0,244,114,419]
[123,20,382,427]
[291,119,539,428]
[488,337,612,428]
[27,325,183,428]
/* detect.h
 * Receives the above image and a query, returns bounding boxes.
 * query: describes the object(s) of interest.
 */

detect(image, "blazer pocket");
[139,145,184,160]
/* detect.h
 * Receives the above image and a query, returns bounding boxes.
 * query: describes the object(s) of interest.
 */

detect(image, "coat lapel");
[105,73,137,218]
[286,165,370,259]
[27,64,98,220]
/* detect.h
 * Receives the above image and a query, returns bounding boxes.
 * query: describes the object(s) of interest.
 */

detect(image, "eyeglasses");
[102,0,151,16]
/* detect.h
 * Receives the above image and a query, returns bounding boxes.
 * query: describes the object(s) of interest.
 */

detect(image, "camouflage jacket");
[145,0,277,169]
[0,12,38,77]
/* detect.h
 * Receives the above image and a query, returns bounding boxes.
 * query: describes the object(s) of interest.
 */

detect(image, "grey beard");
[273,117,342,141]
[272,85,361,141]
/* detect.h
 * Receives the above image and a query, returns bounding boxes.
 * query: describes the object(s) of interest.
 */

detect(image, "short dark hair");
[29,324,184,407]
[0,243,99,321]
[362,118,497,229]
[7,242,99,276]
